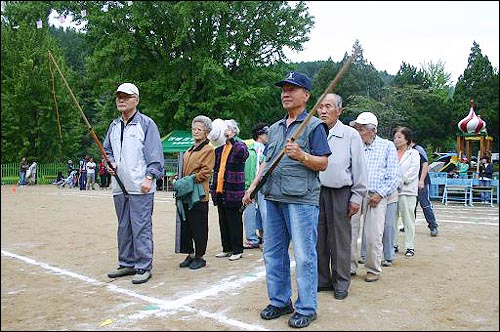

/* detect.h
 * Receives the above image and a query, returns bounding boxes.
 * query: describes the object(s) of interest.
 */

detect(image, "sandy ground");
[1,185,499,331]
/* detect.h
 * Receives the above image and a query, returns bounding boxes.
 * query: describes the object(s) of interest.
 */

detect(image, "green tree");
[382,86,453,149]
[453,41,499,151]
[393,62,429,88]
[52,1,314,138]
[421,60,454,100]
[1,19,84,163]
[311,40,386,103]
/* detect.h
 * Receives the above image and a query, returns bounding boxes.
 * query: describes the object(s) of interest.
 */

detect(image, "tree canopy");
[1,1,498,164]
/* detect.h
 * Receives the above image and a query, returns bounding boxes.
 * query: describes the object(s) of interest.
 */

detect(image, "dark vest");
[261,115,325,205]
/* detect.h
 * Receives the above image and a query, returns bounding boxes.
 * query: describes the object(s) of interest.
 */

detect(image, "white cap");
[350,111,378,127]
[116,82,139,96]
[207,118,228,148]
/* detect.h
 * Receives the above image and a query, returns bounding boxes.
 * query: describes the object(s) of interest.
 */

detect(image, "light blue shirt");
[363,135,400,198]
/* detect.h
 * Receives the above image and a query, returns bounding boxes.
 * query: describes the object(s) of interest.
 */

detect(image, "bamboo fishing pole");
[47,51,129,197]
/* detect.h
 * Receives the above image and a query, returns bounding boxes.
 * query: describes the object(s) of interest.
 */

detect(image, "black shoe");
[334,290,348,300]
[317,285,333,292]
[260,302,294,320]
[288,312,317,328]
[350,272,357,276]
[430,228,439,237]
[399,227,405,232]
[189,258,206,270]
[394,245,399,253]
[179,255,194,268]
[357,257,365,264]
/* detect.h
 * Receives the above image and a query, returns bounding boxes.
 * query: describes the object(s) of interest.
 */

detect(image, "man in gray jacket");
[104,82,164,284]
[317,93,367,300]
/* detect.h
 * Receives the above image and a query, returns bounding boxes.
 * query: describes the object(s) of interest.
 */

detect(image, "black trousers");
[216,204,243,255]
[179,201,209,258]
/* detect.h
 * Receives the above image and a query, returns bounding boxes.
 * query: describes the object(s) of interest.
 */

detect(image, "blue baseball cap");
[275,71,312,91]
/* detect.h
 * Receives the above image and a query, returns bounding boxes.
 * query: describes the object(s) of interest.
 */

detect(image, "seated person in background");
[53,171,65,186]
[59,169,78,188]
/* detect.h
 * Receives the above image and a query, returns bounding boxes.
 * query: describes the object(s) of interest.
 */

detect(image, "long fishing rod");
[240,49,358,212]
[47,51,129,197]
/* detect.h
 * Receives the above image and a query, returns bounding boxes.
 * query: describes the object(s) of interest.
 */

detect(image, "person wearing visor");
[104,82,164,284]
[349,112,400,283]
[243,71,331,328]
[243,122,269,249]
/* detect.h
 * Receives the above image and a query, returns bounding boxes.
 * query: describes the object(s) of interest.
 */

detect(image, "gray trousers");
[351,193,387,275]
[318,186,352,292]
[113,193,154,271]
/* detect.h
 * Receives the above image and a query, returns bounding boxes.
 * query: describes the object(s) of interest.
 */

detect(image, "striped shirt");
[363,135,401,198]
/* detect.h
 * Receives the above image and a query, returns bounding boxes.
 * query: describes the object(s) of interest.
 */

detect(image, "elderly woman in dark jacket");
[210,119,249,261]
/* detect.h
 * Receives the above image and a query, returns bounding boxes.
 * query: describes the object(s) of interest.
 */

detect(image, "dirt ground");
[1,185,499,331]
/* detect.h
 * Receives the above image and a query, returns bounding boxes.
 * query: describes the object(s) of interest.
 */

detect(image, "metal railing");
[1,162,66,185]
[1,159,179,186]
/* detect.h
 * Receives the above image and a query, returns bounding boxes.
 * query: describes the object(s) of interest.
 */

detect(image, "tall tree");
[453,41,499,151]
[1,10,84,163]
[393,62,429,88]
[51,1,314,138]
[311,40,386,103]
[421,60,454,100]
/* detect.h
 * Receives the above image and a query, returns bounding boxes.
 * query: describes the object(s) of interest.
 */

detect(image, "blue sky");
[284,1,499,84]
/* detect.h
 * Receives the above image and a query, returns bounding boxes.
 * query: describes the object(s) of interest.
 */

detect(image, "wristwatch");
[301,152,309,162]
[146,175,153,180]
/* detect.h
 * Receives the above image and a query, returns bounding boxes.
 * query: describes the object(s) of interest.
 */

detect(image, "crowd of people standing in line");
[21,74,481,330]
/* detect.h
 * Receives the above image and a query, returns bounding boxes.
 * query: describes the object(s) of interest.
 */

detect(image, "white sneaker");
[228,253,242,261]
[215,252,232,258]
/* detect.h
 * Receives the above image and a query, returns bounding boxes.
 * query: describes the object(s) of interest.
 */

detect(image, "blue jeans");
[255,192,266,233]
[382,201,397,261]
[417,183,439,230]
[243,202,260,245]
[19,171,27,185]
[479,179,492,202]
[263,201,318,316]
[79,172,87,190]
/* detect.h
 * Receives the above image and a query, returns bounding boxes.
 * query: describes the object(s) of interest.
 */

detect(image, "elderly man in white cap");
[349,112,400,282]
[104,82,164,284]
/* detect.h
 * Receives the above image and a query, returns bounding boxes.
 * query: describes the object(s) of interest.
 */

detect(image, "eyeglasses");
[191,127,205,133]
[116,94,136,100]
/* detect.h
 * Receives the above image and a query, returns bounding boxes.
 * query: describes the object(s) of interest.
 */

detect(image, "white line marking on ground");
[430,219,498,226]
[1,249,270,331]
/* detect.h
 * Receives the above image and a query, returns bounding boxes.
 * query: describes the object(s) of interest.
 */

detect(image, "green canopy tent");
[160,130,194,190]
[161,130,194,153]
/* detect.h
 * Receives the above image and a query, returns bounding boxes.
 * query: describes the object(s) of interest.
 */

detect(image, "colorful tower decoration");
[457,99,487,134]
[456,98,493,165]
